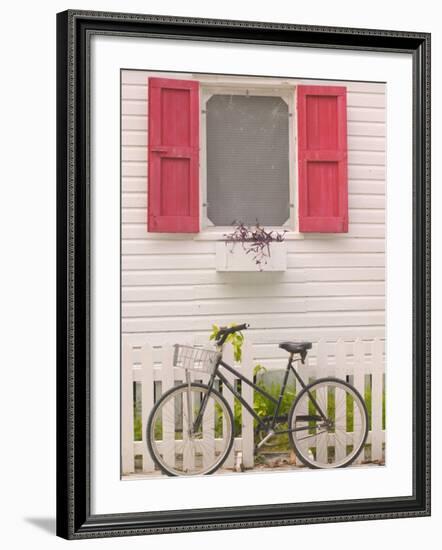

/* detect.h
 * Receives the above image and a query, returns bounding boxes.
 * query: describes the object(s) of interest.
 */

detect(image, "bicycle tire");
[146,382,234,476]
[288,377,369,469]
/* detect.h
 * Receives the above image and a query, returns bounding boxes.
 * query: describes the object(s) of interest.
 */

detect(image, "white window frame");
[197,79,303,240]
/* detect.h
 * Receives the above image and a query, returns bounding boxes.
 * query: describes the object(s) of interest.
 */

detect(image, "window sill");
[194,230,304,241]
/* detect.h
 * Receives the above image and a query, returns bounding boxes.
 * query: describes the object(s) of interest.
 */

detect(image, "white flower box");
[215,241,287,272]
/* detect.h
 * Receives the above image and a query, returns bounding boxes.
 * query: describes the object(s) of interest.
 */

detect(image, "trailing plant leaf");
[223,220,287,271]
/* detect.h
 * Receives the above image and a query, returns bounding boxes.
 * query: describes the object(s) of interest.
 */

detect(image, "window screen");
[206,94,290,226]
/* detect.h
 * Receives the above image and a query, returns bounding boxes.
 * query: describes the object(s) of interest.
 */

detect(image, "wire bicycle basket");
[173,344,221,375]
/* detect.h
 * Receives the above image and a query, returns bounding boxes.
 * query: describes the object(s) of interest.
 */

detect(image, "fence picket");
[335,339,348,462]
[196,368,215,471]
[182,378,196,473]
[201,385,215,470]
[241,341,254,468]
[160,346,176,471]
[221,344,236,469]
[122,339,135,474]
[140,343,154,472]
[295,346,311,465]
[353,339,366,464]
[371,338,384,461]
[315,341,328,464]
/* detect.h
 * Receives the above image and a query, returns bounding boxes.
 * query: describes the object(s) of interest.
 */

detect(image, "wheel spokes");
[149,386,232,476]
[292,381,367,468]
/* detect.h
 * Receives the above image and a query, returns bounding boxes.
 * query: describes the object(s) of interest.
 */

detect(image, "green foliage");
[347,385,387,433]
[214,396,242,438]
[134,407,142,440]
[233,396,242,437]
[209,323,244,362]
[253,364,296,420]
[364,384,372,431]
[252,364,296,451]
[215,402,223,438]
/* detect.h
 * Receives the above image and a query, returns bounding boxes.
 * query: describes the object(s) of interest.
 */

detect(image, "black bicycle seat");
[279,341,312,354]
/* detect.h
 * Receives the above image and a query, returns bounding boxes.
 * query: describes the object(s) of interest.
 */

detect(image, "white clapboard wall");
[122,338,385,476]
[121,70,386,361]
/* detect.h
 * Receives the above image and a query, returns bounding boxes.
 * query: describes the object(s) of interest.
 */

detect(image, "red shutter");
[297,86,348,233]
[148,78,199,232]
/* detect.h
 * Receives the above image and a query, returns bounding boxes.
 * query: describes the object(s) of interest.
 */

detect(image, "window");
[205,93,290,227]
[147,76,348,235]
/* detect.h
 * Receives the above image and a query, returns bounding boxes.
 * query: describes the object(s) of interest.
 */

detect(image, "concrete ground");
[122,454,384,480]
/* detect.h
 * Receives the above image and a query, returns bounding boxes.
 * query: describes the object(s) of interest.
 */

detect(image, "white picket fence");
[122,337,385,475]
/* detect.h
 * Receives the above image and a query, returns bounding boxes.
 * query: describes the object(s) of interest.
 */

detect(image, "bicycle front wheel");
[146,382,234,476]
[288,378,368,468]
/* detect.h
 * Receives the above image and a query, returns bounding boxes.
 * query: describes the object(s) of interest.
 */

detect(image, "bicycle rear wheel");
[146,382,234,476]
[288,377,368,468]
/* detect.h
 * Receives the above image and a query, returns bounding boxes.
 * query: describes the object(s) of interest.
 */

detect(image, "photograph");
[120,70,386,479]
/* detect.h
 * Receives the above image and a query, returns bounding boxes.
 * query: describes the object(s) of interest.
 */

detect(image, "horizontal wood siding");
[121,71,386,368]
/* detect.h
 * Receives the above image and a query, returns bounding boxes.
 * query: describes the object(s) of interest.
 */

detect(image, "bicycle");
[146,324,369,476]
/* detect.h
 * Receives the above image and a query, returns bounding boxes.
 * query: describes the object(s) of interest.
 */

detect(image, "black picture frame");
[56,9,431,539]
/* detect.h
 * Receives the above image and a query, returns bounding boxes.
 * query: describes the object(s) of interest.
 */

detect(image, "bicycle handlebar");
[215,323,249,344]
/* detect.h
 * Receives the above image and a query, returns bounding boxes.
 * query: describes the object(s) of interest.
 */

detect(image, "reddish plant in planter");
[223,221,287,271]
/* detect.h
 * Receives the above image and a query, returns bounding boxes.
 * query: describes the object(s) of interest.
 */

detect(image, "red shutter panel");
[148,78,199,232]
[297,86,348,233]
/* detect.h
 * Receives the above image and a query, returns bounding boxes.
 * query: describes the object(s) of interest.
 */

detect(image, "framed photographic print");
[56,10,431,539]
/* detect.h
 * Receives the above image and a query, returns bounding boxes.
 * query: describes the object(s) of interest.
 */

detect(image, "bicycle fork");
[190,369,218,434]
[185,370,194,437]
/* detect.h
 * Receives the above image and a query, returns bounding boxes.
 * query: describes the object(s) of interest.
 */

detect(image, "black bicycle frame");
[193,354,328,435]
